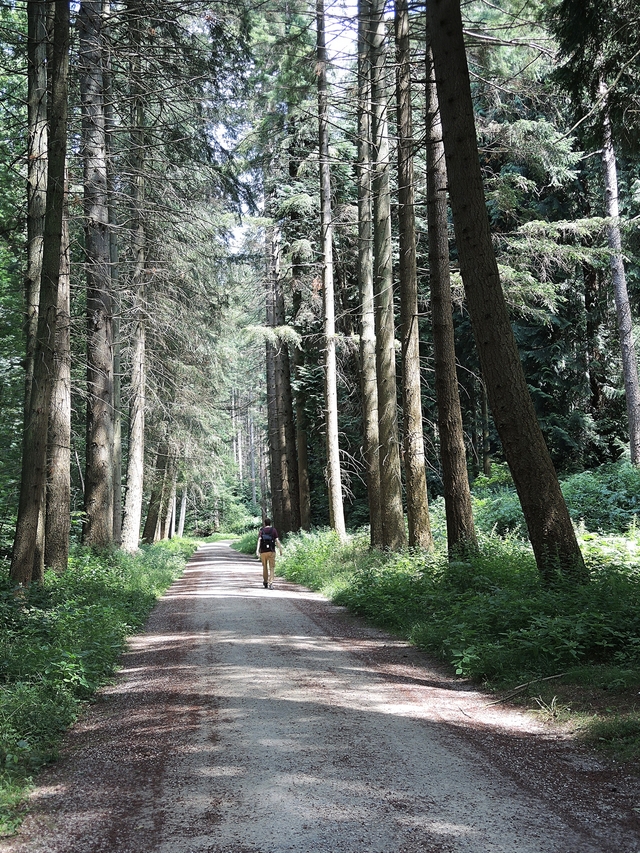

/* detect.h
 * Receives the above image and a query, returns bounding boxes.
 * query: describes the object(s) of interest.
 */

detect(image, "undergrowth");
[277,523,640,762]
[0,538,196,834]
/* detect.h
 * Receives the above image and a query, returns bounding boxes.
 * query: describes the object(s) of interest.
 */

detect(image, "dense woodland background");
[2,0,640,576]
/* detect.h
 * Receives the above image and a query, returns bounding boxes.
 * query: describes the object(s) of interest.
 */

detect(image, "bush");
[277,527,640,684]
[0,540,195,833]
[561,462,640,532]
[472,461,640,539]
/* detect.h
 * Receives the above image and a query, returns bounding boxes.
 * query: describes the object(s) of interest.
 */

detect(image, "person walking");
[256,518,283,589]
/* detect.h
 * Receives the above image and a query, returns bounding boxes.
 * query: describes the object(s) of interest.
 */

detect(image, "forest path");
[3,541,639,853]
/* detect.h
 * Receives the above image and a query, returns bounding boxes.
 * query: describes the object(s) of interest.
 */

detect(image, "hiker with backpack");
[256,518,283,589]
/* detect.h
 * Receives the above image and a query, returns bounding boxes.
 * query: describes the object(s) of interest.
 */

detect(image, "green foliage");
[471,462,640,538]
[232,531,259,555]
[581,714,640,761]
[278,523,640,688]
[0,541,194,833]
[561,463,640,532]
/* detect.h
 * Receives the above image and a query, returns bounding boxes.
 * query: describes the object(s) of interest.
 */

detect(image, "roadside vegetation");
[0,539,197,835]
[236,462,640,766]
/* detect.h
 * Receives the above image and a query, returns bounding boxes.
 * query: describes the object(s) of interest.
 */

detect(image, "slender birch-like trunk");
[120,0,146,553]
[599,78,640,465]
[317,0,346,539]
[104,1,122,543]
[266,229,283,527]
[177,488,187,537]
[370,0,405,549]
[395,0,431,549]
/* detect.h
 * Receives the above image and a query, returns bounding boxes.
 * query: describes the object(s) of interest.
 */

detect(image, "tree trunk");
[104,2,121,544]
[24,0,49,421]
[395,0,432,549]
[177,487,187,537]
[249,410,257,507]
[584,263,605,416]
[426,0,586,582]
[26,1,51,582]
[11,0,70,587]
[120,305,145,552]
[370,0,405,549]
[265,230,283,528]
[273,229,300,534]
[480,379,491,477]
[291,271,311,530]
[358,0,382,547]
[160,454,177,540]
[45,193,71,573]
[141,435,169,545]
[599,78,640,465]
[317,0,347,539]
[260,430,269,521]
[120,3,146,554]
[425,43,476,556]
[168,488,177,539]
[80,0,114,549]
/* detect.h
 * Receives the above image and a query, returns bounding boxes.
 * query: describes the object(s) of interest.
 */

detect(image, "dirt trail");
[3,542,639,853]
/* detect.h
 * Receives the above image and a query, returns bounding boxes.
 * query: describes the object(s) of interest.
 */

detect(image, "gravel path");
[3,541,640,853]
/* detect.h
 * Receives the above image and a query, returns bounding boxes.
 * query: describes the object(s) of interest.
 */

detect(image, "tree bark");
[141,435,169,545]
[395,0,432,549]
[177,487,187,537]
[104,1,122,544]
[266,230,283,528]
[358,0,382,547]
[11,0,70,586]
[45,193,71,572]
[317,0,347,539]
[370,0,405,549]
[425,43,476,556]
[273,230,301,534]
[24,0,49,422]
[120,1,146,553]
[480,378,491,477]
[160,452,177,540]
[599,78,640,465]
[426,0,586,582]
[80,0,114,549]
[291,268,312,530]
[584,263,605,416]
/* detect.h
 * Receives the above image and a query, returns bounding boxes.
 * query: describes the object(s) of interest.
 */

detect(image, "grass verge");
[0,538,197,835]
[276,527,640,766]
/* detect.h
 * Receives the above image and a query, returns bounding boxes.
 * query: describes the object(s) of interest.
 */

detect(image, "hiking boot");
[263,581,268,588]
[268,582,273,589]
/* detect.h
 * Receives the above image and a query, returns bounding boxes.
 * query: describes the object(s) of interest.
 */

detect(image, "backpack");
[260,527,275,552]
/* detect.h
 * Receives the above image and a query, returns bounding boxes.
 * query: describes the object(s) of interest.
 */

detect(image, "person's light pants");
[260,551,276,584]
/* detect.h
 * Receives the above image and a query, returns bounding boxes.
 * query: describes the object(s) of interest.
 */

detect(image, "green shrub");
[0,540,195,832]
[232,531,259,555]
[277,527,640,685]
[473,491,527,537]
[472,461,640,539]
[561,462,640,532]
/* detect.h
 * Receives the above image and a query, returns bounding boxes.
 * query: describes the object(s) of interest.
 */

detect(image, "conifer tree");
[426,0,586,582]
